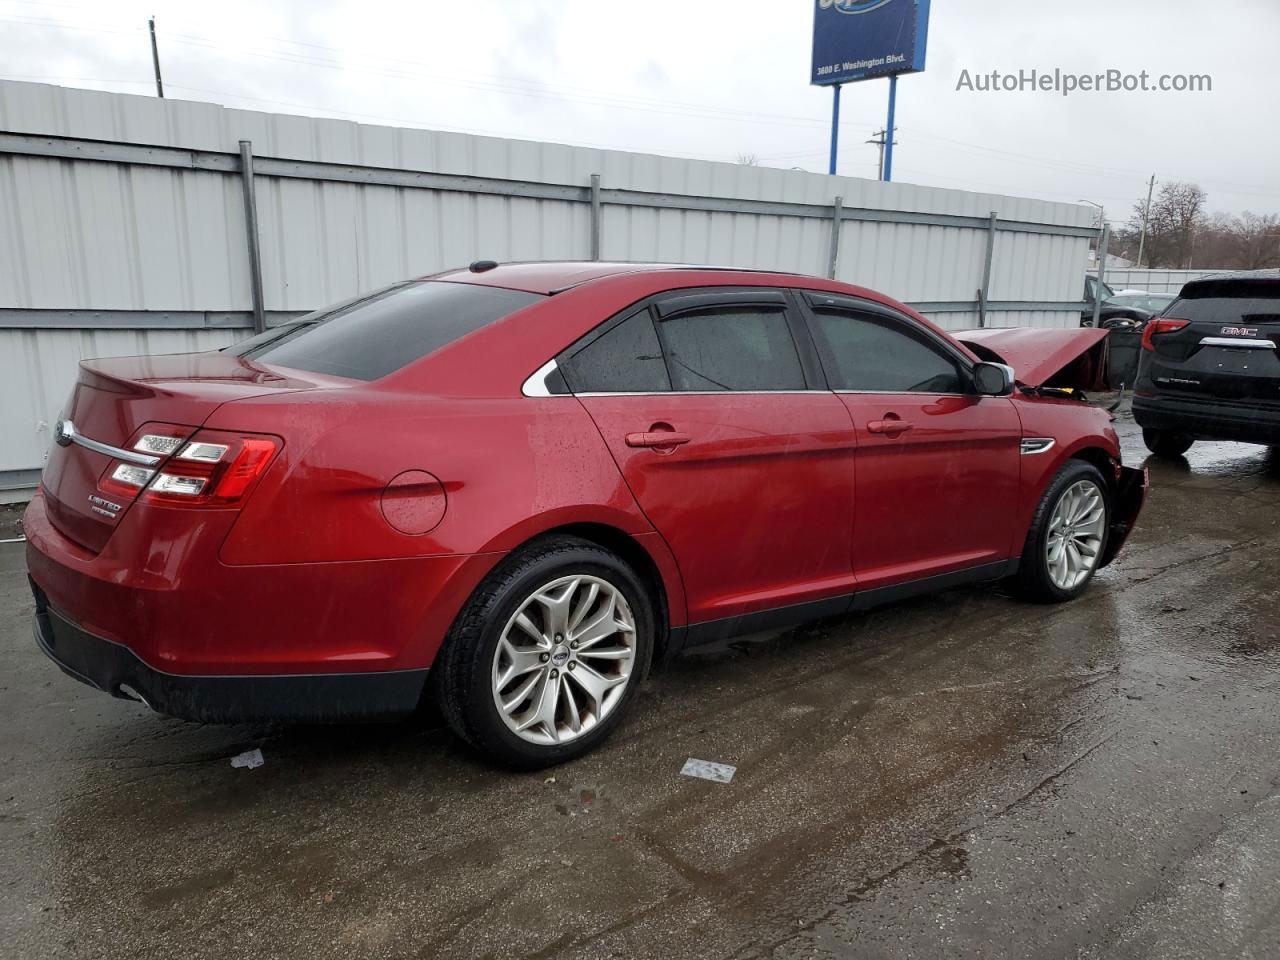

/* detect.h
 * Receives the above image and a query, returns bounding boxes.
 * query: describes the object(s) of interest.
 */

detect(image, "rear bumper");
[23,488,499,678]
[32,581,427,723]
[1133,395,1280,445]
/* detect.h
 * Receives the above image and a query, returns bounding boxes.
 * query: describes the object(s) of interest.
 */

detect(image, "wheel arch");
[524,522,682,662]
[1068,445,1118,491]
[464,516,686,663]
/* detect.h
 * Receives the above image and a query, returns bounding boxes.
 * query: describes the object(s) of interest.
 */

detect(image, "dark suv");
[1133,272,1280,457]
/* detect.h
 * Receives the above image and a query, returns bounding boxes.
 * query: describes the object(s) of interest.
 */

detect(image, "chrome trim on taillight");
[1020,438,1056,455]
[54,420,161,467]
[149,474,207,496]
[110,463,155,488]
[134,434,185,455]
[177,441,229,463]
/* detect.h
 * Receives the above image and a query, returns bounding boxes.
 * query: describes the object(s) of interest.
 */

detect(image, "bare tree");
[1124,182,1206,268]
[1230,211,1280,269]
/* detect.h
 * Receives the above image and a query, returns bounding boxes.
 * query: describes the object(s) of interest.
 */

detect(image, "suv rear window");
[1164,296,1280,324]
[230,281,543,380]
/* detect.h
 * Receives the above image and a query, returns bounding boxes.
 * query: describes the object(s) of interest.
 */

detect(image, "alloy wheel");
[1045,479,1106,590]
[491,575,637,745]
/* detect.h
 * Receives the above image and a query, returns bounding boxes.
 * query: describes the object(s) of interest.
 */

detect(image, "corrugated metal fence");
[0,80,1095,495]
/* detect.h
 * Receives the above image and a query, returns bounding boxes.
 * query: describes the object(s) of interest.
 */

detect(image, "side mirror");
[973,361,1015,396]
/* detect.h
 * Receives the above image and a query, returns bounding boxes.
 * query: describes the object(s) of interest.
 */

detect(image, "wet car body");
[25,263,1146,762]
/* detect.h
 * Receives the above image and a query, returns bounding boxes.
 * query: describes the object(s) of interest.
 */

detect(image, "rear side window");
[810,309,964,393]
[565,311,671,393]
[657,306,806,391]
[1164,296,1280,324]
[232,281,543,380]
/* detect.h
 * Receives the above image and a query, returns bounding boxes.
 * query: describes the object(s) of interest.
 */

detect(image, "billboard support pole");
[883,75,898,182]
[827,84,841,176]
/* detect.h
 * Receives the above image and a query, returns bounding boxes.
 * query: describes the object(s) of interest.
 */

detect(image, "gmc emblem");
[1221,326,1259,337]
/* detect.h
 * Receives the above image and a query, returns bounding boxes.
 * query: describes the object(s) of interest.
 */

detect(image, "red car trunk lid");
[41,351,343,553]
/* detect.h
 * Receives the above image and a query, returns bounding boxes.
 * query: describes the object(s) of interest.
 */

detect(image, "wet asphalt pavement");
[2,407,1279,960]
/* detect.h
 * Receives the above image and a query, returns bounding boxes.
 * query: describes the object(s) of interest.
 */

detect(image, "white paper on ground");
[230,748,264,769]
[680,758,736,783]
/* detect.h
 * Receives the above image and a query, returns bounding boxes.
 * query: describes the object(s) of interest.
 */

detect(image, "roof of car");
[1181,270,1280,298]
[431,261,803,295]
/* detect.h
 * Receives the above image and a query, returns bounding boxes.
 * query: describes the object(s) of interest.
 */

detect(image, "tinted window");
[1164,296,1280,324]
[232,281,543,380]
[810,310,964,393]
[658,306,805,391]
[566,310,670,393]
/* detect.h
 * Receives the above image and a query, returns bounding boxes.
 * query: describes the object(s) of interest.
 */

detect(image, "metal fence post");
[977,211,997,327]
[827,196,843,279]
[1092,223,1110,329]
[238,140,266,334]
[589,174,601,261]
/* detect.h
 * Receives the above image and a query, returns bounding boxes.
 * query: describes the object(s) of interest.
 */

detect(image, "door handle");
[625,431,692,449]
[867,418,912,435]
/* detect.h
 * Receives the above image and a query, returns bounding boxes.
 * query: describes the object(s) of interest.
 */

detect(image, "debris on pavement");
[230,748,265,770]
[680,758,736,783]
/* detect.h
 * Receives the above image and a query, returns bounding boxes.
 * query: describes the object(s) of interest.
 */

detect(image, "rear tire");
[1143,428,1193,458]
[1016,461,1111,604]
[433,536,654,769]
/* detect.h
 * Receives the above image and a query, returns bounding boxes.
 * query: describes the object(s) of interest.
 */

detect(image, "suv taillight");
[140,429,281,507]
[1141,317,1189,351]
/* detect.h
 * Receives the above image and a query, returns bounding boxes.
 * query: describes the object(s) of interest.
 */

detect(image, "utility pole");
[149,17,164,98]
[866,128,897,181]
[1137,174,1156,268]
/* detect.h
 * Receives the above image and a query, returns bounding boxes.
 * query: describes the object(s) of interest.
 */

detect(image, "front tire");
[1143,428,1193,458]
[434,536,654,769]
[1016,461,1110,603]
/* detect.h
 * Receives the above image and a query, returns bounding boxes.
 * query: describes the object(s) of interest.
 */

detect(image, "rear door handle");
[867,419,912,436]
[625,431,692,448]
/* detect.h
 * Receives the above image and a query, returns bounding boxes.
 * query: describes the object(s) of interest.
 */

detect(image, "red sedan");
[26,262,1146,767]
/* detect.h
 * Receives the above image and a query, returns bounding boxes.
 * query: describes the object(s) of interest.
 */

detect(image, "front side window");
[230,281,543,381]
[657,305,806,392]
[809,309,965,394]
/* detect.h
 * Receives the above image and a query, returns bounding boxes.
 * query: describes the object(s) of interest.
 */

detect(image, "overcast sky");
[3,0,1278,223]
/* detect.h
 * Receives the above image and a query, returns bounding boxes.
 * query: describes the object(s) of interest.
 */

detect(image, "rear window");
[229,281,543,380]
[1164,296,1280,325]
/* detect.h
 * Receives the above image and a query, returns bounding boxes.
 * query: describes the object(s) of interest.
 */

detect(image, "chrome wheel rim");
[1046,479,1106,590]
[492,575,637,746]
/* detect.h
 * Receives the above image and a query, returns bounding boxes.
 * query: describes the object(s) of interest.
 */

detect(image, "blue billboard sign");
[811,0,931,86]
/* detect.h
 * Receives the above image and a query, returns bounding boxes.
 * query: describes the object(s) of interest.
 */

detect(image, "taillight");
[97,423,193,500]
[142,430,281,507]
[1141,317,1189,351]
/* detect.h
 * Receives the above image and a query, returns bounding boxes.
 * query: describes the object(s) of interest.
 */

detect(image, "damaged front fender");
[1100,465,1148,568]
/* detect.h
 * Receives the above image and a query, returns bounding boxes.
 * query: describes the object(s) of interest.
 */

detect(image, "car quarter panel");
[211,392,654,564]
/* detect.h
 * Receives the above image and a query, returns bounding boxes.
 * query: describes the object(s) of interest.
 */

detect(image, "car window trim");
[556,287,821,396]
[796,290,978,394]
[649,288,815,393]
